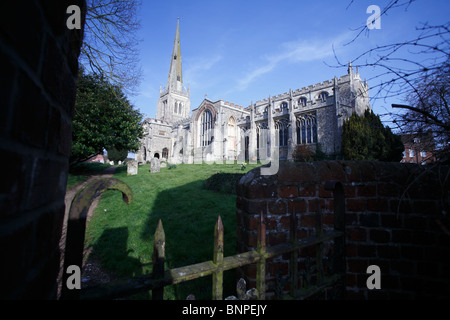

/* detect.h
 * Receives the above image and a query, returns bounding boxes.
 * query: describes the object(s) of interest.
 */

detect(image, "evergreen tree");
[70,69,144,165]
[342,110,404,161]
[107,148,128,163]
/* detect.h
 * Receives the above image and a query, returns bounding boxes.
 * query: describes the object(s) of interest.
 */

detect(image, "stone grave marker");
[127,159,138,176]
[150,157,160,173]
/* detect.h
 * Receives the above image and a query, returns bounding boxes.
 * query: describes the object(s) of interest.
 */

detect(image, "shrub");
[203,173,245,194]
[342,109,404,161]
[292,145,315,162]
[168,163,177,169]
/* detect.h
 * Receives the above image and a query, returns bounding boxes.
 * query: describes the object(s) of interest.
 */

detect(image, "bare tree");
[331,0,450,162]
[80,0,142,93]
[392,63,450,162]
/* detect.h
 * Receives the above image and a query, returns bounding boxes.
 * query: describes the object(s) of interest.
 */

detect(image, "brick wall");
[236,161,450,299]
[0,1,85,299]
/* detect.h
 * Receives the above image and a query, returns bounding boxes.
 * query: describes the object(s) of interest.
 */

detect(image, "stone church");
[135,19,371,164]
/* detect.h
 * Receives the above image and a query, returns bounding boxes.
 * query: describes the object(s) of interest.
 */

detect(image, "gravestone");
[150,157,160,173]
[127,159,138,176]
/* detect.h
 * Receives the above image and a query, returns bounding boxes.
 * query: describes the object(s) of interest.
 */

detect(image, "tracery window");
[162,148,169,159]
[200,109,214,147]
[276,119,289,147]
[256,122,268,149]
[296,113,317,144]
[227,117,237,153]
[298,97,307,107]
[319,92,329,103]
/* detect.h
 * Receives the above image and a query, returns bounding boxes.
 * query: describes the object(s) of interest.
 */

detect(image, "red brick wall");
[236,161,450,299]
[0,1,85,299]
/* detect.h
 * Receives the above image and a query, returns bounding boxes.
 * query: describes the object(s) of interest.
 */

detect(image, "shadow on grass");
[140,179,239,300]
[85,164,255,299]
[88,226,150,299]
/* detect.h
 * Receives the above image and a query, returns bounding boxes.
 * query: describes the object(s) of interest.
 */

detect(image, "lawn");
[67,162,112,189]
[83,162,260,300]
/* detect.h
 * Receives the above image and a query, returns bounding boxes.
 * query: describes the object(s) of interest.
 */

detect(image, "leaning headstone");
[127,159,138,176]
[150,157,160,173]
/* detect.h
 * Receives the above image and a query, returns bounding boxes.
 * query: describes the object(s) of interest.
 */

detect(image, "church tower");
[156,18,191,123]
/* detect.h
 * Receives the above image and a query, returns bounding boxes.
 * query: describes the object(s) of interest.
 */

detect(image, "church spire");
[167,18,183,92]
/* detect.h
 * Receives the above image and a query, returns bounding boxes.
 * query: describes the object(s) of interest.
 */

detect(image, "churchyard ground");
[77,162,260,299]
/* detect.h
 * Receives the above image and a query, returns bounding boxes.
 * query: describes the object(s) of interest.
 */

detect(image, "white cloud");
[186,55,223,73]
[235,32,353,90]
[184,54,223,86]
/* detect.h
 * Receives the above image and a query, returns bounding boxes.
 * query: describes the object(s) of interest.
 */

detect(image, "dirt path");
[57,166,119,299]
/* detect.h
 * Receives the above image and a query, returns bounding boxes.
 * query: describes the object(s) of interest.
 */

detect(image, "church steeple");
[156,18,190,122]
[167,18,183,92]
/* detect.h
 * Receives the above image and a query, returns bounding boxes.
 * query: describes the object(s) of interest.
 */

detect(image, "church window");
[200,109,214,147]
[281,102,288,112]
[263,107,268,117]
[174,102,178,113]
[227,117,237,153]
[276,119,289,147]
[319,92,329,103]
[256,122,269,158]
[179,102,183,114]
[162,148,169,159]
[298,97,307,107]
[296,113,317,145]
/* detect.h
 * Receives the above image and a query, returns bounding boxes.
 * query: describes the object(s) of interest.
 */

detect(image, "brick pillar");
[0,1,85,299]
[236,162,337,299]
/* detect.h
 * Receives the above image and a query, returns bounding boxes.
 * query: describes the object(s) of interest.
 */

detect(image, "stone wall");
[236,161,450,299]
[0,1,85,299]
[316,106,339,155]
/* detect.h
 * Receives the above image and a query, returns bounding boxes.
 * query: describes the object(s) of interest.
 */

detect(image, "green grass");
[84,162,260,300]
[67,162,112,189]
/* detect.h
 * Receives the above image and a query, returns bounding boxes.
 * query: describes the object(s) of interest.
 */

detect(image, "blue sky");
[130,0,449,126]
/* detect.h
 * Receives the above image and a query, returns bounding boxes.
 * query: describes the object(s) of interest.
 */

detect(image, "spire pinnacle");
[348,61,353,75]
[167,18,183,92]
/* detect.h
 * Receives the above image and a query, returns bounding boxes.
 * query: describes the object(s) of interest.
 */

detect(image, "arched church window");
[200,109,214,147]
[276,119,289,146]
[298,97,307,107]
[227,117,237,154]
[281,102,288,112]
[174,102,178,113]
[162,148,169,159]
[179,102,183,115]
[319,92,329,103]
[296,113,317,145]
[256,122,268,148]
[228,116,236,133]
